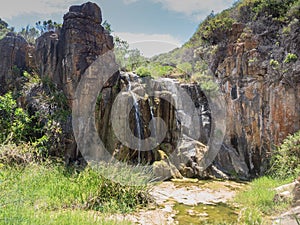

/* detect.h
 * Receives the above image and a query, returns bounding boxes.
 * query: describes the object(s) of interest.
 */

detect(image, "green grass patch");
[236,176,292,214]
[0,162,151,224]
[235,176,293,224]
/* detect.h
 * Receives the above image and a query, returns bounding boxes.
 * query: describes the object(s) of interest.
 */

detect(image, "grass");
[0,160,151,225]
[235,176,294,224]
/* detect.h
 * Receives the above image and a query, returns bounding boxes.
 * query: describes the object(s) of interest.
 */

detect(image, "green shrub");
[284,53,298,63]
[200,10,235,44]
[0,92,31,144]
[268,130,300,179]
[177,62,193,75]
[0,71,70,157]
[269,59,280,68]
[237,0,298,22]
[287,0,300,19]
[135,66,151,77]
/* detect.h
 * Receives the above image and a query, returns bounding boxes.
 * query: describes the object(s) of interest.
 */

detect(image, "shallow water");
[174,202,239,225]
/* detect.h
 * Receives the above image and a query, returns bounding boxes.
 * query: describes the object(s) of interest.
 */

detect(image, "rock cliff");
[191,1,300,178]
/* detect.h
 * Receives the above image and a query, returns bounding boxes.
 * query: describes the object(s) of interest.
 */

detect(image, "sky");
[0,0,236,57]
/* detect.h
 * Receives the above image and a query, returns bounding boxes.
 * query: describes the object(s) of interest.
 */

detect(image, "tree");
[19,25,39,44]
[35,20,62,34]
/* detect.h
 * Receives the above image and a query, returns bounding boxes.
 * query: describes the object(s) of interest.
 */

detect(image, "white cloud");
[123,0,139,4]
[0,0,79,19]
[151,0,235,21]
[114,32,182,57]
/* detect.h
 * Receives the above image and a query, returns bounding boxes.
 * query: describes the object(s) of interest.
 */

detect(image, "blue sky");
[1,0,236,57]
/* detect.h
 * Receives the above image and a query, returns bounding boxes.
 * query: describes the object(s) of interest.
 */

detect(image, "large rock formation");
[193,7,300,178]
[35,1,114,106]
[0,32,29,94]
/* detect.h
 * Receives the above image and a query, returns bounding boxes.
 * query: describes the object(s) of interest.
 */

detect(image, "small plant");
[284,53,298,64]
[238,207,263,225]
[269,59,279,68]
[268,130,300,179]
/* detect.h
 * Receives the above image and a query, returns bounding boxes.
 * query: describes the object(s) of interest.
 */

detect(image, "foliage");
[191,71,219,96]
[0,71,70,157]
[269,59,279,68]
[287,0,300,19]
[102,20,113,33]
[0,162,148,224]
[237,207,263,225]
[18,25,39,44]
[0,92,31,144]
[0,18,13,40]
[35,20,62,34]
[284,53,298,64]
[114,36,146,71]
[150,64,174,78]
[268,130,300,179]
[177,62,193,76]
[196,9,235,45]
[237,0,299,22]
[135,66,151,77]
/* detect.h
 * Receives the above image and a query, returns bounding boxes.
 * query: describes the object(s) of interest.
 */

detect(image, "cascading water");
[148,99,157,144]
[126,75,143,164]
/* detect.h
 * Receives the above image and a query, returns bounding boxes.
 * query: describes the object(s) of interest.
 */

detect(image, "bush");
[200,10,235,44]
[269,59,279,68]
[268,130,300,179]
[135,66,151,77]
[0,71,71,157]
[0,92,31,144]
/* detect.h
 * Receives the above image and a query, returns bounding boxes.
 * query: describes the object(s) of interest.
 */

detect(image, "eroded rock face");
[201,20,300,178]
[33,2,115,160]
[35,32,60,85]
[97,73,211,179]
[35,2,114,105]
[0,32,29,94]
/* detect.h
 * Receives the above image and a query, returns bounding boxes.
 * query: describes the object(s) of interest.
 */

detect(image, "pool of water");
[174,202,239,225]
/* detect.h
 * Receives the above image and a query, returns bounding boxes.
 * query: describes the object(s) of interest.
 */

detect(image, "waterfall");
[126,75,143,164]
[148,99,157,144]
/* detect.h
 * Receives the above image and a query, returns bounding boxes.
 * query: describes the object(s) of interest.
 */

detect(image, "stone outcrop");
[194,16,300,178]
[35,1,114,106]
[0,32,29,94]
